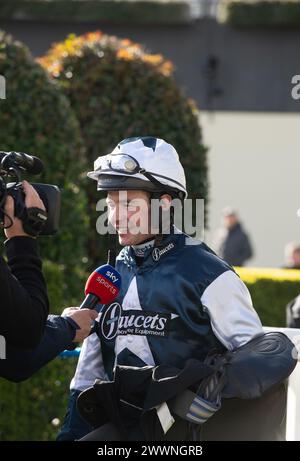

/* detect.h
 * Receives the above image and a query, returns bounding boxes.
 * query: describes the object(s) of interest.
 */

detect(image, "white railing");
[264,326,300,441]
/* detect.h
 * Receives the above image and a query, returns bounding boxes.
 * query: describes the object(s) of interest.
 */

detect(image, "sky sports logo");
[105,270,119,283]
[291,75,300,100]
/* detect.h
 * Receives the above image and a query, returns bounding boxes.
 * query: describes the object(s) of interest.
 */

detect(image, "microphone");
[80,265,121,310]
[0,151,44,175]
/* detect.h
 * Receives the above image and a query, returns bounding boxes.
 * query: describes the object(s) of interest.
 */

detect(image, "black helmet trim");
[97,174,183,199]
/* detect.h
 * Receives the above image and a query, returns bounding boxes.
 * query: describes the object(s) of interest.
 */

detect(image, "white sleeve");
[70,333,107,391]
[201,270,263,351]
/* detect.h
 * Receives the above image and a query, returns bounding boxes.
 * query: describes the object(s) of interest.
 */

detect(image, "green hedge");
[236,266,300,326]
[0,30,91,305]
[0,356,78,441]
[39,31,208,268]
[224,1,300,27]
[0,31,89,266]
[0,31,90,441]
[0,0,193,25]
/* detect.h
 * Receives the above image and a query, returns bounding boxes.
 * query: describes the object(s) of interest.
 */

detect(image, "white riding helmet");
[87,136,187,200]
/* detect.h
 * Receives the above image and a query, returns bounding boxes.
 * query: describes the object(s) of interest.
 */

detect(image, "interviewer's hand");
[62,307,98,343]
[4,180,46,239]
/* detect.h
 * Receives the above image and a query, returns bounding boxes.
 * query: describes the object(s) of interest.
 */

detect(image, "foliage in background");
[0,30,89,303]
[0,357,77,441]
[39,30,208,267]
[236,266,300,326]
[2,0,300,28]
[0,0,193,25]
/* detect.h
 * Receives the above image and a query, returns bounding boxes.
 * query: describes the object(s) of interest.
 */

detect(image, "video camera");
[0,151,60,236]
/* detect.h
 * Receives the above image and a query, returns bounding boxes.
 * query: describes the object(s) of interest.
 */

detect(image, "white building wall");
[200,111,300,268]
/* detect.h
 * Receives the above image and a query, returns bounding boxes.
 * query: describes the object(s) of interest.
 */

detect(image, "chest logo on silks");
[101,302,122,340]
[152,247,161,261]
[152,242,175,262]
[100,305,174,341]
[118,310,171,338]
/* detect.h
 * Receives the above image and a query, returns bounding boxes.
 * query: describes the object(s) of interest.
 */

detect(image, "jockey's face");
[106,190,152,246]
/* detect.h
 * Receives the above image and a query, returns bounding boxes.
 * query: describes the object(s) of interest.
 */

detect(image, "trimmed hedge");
[0,356,78,441]
[39,31,208,268]
[0,30,91,304]
[223,1,300,28]
[0,0,194,25]
[0,31,90,441]
[236,266,300,327]
[0,31,88,266]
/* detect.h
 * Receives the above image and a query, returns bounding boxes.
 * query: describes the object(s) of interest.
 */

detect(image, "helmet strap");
[107,222,117,267]
[150,192,175,248]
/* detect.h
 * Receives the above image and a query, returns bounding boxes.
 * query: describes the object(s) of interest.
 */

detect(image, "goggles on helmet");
[88,153,186,197]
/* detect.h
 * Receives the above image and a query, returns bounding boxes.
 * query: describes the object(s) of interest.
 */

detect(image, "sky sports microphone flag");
[80,265,121,309]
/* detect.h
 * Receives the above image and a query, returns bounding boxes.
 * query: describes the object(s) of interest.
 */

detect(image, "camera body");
[4,183,60,235]
[0,151,61,236]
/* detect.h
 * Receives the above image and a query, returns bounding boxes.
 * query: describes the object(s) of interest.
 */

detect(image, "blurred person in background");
[213,207,253,267]
[283,242,300,269]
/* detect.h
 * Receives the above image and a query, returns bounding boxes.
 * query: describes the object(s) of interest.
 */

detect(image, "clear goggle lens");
[95,154,140,175]
[110,155,138,173]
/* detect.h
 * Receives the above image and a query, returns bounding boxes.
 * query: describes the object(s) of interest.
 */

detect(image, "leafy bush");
[0,30,90,302]
[236,266,300,326]
[0,356,78,441]
[0,0,193,25]
[39,30,208,267]
[0,30,88,265]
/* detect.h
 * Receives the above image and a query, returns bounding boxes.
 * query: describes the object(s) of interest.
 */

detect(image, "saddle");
[77,332,297,440]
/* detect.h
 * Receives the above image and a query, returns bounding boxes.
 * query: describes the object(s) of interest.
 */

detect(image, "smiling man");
[58,136,263,441]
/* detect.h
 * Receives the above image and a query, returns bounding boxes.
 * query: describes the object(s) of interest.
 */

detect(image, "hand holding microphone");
[62,265,121,342]
[62,265,121,343]
[62,307,98,343]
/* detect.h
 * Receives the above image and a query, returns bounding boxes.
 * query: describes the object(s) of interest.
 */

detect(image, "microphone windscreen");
[85,264,121,305]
